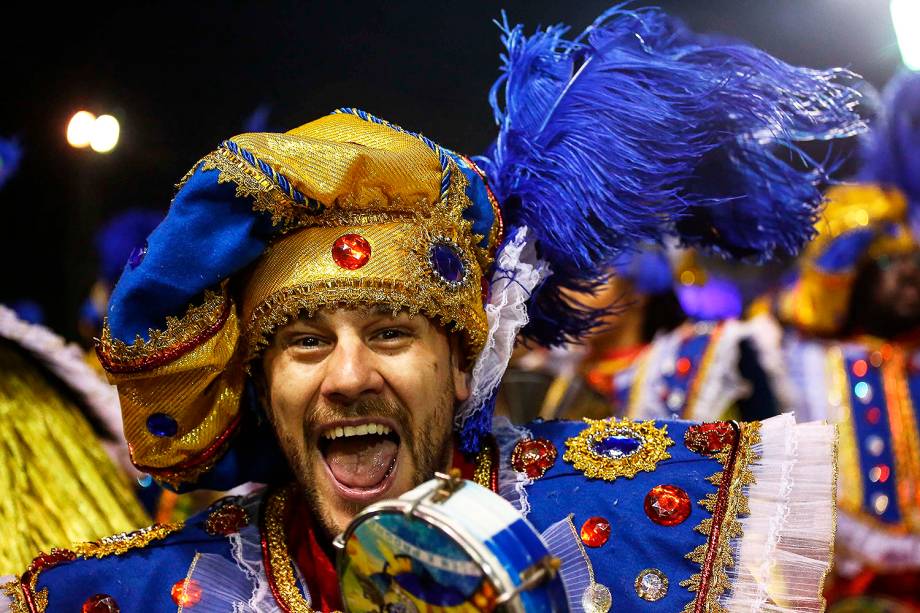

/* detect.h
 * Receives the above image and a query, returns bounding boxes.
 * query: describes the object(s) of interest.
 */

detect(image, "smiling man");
[262,306,465,536]
[3,7,864,613]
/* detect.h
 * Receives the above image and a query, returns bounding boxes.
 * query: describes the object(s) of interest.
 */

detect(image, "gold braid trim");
[680,422,761,613]
[262,485,323,613]
[3,523,182,613]
[200,146,305,229]
[472,438,497,490]
[96,288,228,372]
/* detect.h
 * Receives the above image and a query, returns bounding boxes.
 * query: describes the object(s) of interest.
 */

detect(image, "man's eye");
[293,336,323,348]
[376,329,407,341]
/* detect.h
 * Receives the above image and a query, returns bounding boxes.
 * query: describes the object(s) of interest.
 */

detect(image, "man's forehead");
[294,304,420,324]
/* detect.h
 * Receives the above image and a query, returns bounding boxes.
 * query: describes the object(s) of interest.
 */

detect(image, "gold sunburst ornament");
[564,418,674,481]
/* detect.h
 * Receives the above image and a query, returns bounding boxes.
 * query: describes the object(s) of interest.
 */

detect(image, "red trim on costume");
[289,495,344,612]
[17,549,77,613]
[693,421,742,613]
[96,298,231,374]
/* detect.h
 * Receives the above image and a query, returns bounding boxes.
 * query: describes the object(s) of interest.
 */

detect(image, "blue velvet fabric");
[813,228,876,273]
[445,150,497,251]
[34,504,233,611]
[847,353,902,525]
[107,164,276,342]
[523,419,720,610]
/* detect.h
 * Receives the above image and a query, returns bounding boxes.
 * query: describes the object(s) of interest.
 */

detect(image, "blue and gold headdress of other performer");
[778,72,920,335]
[97,6,864,489]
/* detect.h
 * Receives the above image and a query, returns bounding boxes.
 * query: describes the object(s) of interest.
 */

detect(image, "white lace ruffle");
[722,414,837,613]
[456,226,548,427]
[492,415,534,517]
[0,304,133,474]
[185,491,297,612]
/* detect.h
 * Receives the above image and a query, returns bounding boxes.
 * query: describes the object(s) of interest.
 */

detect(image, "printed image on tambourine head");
[340,513,498,612]
[261,308,470,538]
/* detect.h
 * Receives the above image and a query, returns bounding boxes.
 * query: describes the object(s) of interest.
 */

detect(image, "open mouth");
[318,420,401,501]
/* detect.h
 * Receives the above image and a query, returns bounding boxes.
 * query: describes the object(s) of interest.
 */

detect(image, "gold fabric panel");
[108,300,244,472]
[242,219,487,361]
[0,343,148,574]
[232,113,441,212]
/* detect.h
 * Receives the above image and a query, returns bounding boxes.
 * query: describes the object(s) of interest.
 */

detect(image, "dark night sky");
[0,0,905,339]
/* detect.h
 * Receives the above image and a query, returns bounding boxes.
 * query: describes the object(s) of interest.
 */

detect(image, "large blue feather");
[476,6,864,346]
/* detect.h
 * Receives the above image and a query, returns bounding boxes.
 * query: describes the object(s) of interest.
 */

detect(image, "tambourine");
[335,471,567,612]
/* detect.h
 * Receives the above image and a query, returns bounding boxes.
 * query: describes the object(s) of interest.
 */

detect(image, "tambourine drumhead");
[336,478,567,613]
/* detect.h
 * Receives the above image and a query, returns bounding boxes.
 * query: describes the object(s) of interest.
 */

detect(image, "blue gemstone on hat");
[128,241,148,269]
[592,435,642,458]
[430,242,465,284]
[147,413,178,438]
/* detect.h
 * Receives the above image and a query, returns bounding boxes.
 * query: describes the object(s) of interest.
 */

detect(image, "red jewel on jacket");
[331,233,371,270]
[676,357,692,377]
[645,485,692,526]
[865,407,882,425]
[580,517,612,547]
[171,579,202,607]
[511,438,557,479]
[205,502,250,536]
[82,594,119,613]
[684,422,736,455]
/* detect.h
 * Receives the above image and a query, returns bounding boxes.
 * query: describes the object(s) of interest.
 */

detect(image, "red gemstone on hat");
[645,485,691,526]
[82,594,119,613]
[205,502,250,536]
[676,357,692,377]
[511,438,557,479]
[171,578,202,607]
[684,422,737,455]
[580,516,612,547]
[866,407,882,425]
[331,233,371,270]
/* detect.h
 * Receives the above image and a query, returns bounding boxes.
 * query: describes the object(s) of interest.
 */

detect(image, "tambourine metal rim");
[336,494,527,612]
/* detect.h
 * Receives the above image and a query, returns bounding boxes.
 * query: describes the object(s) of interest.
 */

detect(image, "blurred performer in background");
[3,7,862,612]
[533,245,786,424]
[769,71,920,612]
[0,306,148,574]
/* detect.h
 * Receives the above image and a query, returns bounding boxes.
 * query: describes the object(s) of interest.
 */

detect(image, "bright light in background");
[66,111,96,148]
[90,115,120,153]
[891,0,920,70]
[66,111,121,153]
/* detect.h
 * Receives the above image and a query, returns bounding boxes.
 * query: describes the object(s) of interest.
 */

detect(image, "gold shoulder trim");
[3,522,183,613]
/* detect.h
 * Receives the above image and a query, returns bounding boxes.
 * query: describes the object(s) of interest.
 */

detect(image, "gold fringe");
[0,344,149,575]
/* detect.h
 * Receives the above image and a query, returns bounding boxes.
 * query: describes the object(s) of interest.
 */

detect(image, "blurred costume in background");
[3,7,862,612]
[0,306,148,574]
[546,248,784,424]
[764,72,920,612]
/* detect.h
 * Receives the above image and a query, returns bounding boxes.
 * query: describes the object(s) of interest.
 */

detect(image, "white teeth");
[322,423,392,440]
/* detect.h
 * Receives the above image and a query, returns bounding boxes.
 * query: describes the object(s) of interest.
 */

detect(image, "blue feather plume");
[476,6,864,347]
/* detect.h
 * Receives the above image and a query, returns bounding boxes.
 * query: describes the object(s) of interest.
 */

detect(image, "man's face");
[873,249,920,326]
[261,306,469,537]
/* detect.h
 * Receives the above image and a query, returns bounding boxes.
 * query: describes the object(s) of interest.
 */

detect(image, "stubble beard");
[277,373,457,539]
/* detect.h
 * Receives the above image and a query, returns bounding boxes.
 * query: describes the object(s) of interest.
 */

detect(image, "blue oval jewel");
[128,241,148,269]
[430,242,465,284]
[147,412,178,438]
[592,435,642,458]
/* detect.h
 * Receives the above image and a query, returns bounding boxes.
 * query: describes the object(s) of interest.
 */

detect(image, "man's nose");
[320,336,385,404]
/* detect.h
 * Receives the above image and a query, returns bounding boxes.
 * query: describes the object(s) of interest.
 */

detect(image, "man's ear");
[449,335,471,403]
